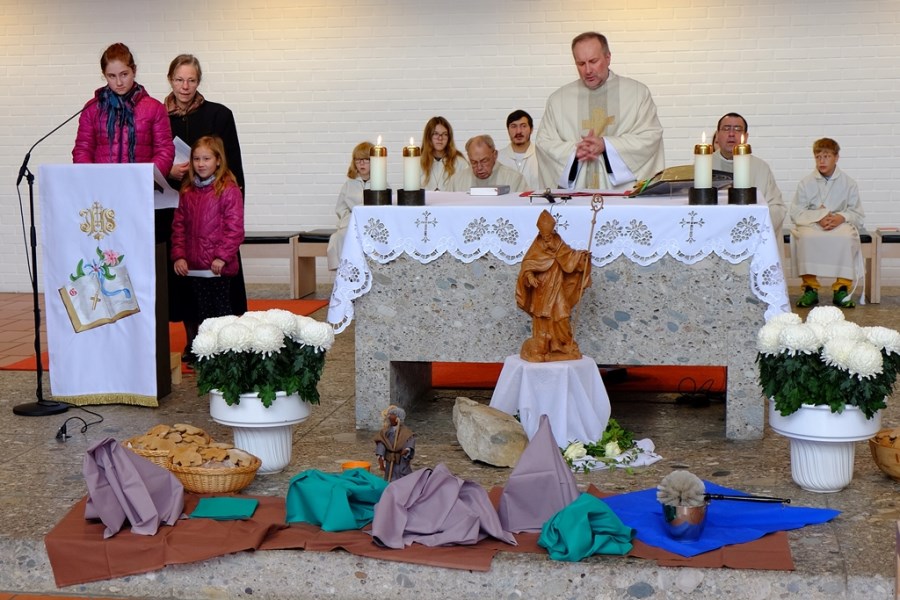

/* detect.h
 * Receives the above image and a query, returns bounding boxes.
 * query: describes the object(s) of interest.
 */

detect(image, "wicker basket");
[123,438,170,468]
[167,455,262,493]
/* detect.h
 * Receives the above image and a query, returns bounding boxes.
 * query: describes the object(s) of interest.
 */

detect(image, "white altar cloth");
[327,191,789,332]
[489,355,611,449]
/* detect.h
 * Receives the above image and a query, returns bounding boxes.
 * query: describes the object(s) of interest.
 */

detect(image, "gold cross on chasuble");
[581,108,615,188]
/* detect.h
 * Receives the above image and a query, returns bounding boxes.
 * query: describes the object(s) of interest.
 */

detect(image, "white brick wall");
[2,0,899,290]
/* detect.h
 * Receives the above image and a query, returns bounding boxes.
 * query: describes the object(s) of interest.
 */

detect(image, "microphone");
[17,101,91,186]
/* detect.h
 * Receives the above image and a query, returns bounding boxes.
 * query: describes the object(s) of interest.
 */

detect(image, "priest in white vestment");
[535,32,664,191]
[497,110,541,191]
[448,134,527,193]
[789,138,864,308]
[712,113,787,234]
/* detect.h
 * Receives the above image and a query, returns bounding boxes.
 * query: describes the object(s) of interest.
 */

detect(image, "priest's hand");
[575,129,606,162]
[174,258,189,276]
[818,213,845,230]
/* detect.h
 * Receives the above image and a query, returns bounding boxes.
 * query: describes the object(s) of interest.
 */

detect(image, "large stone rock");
[452,397,528,467]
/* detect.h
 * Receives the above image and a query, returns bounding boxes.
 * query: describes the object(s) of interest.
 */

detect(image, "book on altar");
[470,185,511,196]
[59,264,141,333]
[630,165,732,197]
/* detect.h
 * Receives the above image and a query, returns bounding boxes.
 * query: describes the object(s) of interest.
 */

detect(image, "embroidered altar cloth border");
[327,191,790,333]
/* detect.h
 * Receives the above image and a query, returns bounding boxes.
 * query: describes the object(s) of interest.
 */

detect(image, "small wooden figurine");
[373,405,416,481]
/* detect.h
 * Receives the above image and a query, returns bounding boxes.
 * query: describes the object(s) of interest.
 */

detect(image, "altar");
[327,192,790,440]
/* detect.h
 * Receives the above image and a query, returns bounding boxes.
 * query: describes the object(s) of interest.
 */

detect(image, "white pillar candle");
[370,135,387,191]
[402,137,421,191]
[732,136,752,189]
[693,131,713,189]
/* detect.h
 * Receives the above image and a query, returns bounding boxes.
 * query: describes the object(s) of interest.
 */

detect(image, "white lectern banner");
[40,164,157,406]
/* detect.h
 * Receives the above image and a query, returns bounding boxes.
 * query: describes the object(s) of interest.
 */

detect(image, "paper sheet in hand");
[187,269,218,278]
[153,166,180,209]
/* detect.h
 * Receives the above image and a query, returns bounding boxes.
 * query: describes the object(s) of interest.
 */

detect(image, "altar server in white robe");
[790,138,864,309]
[535,32,665,191]
[420,116,469,191]
[498,110,541,191]
[712,113,787,234]
[448,135,527,193]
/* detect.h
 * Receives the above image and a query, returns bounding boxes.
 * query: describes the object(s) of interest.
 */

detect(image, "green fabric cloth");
[189,497,259,520]
[538,493,634,561]
[285,468,388,532]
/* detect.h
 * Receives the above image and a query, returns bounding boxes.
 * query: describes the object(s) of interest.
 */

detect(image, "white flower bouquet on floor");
[191,309,335,408]
[757,306,900,419]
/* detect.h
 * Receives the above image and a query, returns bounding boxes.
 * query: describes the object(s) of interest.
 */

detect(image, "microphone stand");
[12,107,87,416]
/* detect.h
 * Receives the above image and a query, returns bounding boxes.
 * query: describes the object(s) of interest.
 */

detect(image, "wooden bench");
[240,230,334,299]
[874,228,900,304]
[781,229,876,303]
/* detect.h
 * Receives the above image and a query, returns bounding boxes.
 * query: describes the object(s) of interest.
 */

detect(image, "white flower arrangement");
[192,309,335,408]
[757,306,900,418]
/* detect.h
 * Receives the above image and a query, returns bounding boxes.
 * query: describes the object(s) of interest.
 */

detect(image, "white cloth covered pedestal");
[489,354,611,449]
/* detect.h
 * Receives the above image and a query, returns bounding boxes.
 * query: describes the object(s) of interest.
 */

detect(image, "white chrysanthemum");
[865,326,900,355]
[289,315,315,343]
[563,442,586,461]
[805,323,827,346]
[757,322,786,355]
[198,314,239,335]
[191,331,220,359]
[845,341,884,379]
[777,324,821,355]
[241,311,271,321]
[805,306,845,326]
[767,312,802,327]
[824,320,866,343]
[261,309,300,338]
[217,323,254,353]
[250,323,286,356]
[298,319,335,350]
[821,338,858,371]
[236,315,263,331]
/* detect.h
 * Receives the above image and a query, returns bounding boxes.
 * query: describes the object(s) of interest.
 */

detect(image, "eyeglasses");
[354,158,370,164]
[719,125,745,133]
[172,78,198,86]
[432,132,449,139]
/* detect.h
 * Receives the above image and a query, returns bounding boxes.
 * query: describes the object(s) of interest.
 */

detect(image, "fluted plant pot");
[210,389,311,475]
[768,400,882,493]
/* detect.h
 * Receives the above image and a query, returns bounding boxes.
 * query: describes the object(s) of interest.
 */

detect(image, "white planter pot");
[209,390,311,475]
[768,400,882,493]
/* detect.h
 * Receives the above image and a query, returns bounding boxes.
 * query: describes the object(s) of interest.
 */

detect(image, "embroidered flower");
[102,249,120,266]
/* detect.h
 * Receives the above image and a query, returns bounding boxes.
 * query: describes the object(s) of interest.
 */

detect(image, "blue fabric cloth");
[602,481,839,557]
[286,468,388,531]
[538,493,634,561]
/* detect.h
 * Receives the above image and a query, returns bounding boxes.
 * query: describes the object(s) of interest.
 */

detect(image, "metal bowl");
[661,503,708,541]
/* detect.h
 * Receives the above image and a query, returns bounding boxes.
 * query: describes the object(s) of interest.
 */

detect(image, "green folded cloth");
[285,468,388,531]
[538,493,634,561]
[190,497,259,520]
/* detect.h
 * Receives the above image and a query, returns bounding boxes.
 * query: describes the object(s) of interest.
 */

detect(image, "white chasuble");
[535,71,664,190]
[40,164,158,406]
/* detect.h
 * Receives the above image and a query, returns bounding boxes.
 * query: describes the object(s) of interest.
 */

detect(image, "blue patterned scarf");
[97,83,144,163]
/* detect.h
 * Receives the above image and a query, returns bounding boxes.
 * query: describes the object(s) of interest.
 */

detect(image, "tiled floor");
[0,293,47,367]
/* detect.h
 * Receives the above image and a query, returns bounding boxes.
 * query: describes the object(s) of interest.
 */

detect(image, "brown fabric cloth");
[46,487,794,588]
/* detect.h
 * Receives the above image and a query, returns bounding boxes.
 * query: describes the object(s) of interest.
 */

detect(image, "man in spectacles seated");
[449,135,527,193]
[712,112,786,234]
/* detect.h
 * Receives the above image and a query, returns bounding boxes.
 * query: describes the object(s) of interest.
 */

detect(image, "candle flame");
[377,135,382,146]
[409,137,415,146]
[702,131,706,144]
[740,134,745,145]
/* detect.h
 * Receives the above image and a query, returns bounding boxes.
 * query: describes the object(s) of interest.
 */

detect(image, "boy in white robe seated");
[790,138,865,308]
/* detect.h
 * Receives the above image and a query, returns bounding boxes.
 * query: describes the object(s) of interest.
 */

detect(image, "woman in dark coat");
[160,54,248,356]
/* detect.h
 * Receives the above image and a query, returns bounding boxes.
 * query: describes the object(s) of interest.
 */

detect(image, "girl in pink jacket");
[72,43,174,176]
[171,136,244,356]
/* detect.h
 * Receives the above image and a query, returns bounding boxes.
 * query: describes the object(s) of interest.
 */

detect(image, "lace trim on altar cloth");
[327,202,790,333]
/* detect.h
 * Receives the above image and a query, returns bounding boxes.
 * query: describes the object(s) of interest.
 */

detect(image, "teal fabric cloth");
[189,497,259,520]
[538,493,634,561]
[285,468,388,531]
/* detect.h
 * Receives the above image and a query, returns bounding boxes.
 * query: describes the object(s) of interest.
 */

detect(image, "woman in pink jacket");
[171,136,244,357]
[72,43,174,176]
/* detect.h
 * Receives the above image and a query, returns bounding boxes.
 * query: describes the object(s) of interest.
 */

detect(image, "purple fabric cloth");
[83,438,184,539]
[498,414,580,532]
[371,463,517,549]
